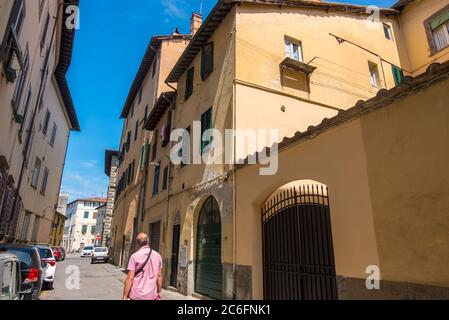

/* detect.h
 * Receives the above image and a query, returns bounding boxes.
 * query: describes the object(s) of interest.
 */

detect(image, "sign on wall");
[179,246,188,268]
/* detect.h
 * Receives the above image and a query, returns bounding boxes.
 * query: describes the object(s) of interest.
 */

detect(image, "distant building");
[62,197,106,251]
[57,193,69,217]
[103,150,119,248]
[49,211,66,247]
[94,203,107,247]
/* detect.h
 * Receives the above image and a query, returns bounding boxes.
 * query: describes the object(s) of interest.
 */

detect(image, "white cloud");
[161,0,189,20]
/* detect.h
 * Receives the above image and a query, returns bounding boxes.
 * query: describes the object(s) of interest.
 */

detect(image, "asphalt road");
[40,254,125,300]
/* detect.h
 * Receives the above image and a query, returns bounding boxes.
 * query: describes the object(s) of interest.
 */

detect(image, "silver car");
[91,247,109,264]
[0,251,22,300]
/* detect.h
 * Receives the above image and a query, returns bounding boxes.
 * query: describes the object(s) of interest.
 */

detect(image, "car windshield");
[94,248,107,253]
[84,246,93,251]
[38,248,53,259]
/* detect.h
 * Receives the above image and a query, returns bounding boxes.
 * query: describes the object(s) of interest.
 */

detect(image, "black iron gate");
[262,184,338,300]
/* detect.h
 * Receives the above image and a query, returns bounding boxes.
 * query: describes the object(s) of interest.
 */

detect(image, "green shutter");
[185,67,194,100]
[392,65,404,86]
[430,11,449,30]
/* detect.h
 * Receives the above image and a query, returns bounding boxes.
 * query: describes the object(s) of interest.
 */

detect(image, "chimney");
[190,13,202,35]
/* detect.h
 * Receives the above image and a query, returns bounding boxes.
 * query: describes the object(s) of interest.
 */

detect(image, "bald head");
[136,233,149,247]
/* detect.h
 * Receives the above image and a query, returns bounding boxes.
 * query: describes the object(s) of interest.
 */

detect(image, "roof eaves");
[54,0,80,131]
[166,0,397,83]
[119,34,192,119]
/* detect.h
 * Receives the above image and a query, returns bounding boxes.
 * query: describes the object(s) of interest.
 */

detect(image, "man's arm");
[123,271,135,300]
[157,268,163,293]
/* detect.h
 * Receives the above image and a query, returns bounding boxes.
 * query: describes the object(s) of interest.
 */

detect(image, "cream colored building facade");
[112,0,449,300]
[62,198,106,251]
[110,18,199,267]
[0,0,79,245]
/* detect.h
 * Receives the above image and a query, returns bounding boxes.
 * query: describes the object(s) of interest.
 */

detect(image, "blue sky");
[61,0,396,201]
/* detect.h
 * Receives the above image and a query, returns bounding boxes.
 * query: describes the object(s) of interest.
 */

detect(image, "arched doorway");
[195,196,222,299]
[262,183,338,300]
[170,212,181,287]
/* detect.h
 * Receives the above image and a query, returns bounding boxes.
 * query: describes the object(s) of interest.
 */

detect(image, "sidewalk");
[105,263,197,300]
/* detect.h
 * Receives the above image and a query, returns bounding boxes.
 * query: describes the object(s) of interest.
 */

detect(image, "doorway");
[195,196,222,299]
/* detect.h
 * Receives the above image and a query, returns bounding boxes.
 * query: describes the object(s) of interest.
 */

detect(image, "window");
[31,157,42,188]
[84,211,89,219]
[151,135,157,161]
[200,108,213,152]
[368,62,380,88]
[144,105,149,121]
[91,226,96,235]
[162,166,169,191]
[19,87,32,139]
[383,23,393,40]
[152,163,161,196]
[185,67,194,100]
[48,122,57,147]
[11,45,29,109]
[284,37,303,62]
[20,211,31,240]
[81,225,88,235]
[40,167,49,194]
[141,143,149,170]
[201,42,214,80]
[126,131,131,152]
[1,0,26,81]
[40,13,50,50]
[180,126,191,167]
[31,216,40,242]
[432,21,449,51]
[138,88,143,104]
[392,65,404,86]
[426,7,449,54]
[130,102,134,118]
[42,110,50,136]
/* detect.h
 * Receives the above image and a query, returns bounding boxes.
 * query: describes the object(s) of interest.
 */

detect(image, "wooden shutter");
[150,221,161,252]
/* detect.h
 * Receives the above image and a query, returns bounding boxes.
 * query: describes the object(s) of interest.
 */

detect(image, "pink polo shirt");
[127,246,163,300]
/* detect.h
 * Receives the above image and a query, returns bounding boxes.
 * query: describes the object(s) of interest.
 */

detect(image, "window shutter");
[430,11,449,30]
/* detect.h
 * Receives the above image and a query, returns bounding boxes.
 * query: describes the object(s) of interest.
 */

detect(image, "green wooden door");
[195,197,222,299]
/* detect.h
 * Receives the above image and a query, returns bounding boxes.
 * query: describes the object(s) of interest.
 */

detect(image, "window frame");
[383,23,393,41]
[49,122,57,147]
[11,44,29,110]
[424,5,449,56]
[368,61,380,88]
[200,108,213,153]
[42,110,50,136]
[185,67,194,100]
[31,157,42,188]
[40,167,49,195]
[201,42,214,81]
[152,162,161,197]
[284,36,303,63]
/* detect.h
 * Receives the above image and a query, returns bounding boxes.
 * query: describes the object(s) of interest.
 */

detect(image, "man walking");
[123,233,163,300]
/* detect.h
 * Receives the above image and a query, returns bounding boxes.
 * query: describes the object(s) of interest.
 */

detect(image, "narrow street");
[40,254,194,300]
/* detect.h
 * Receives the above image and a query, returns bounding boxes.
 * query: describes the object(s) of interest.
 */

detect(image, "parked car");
[91,247,109,264]
[51,247,65,262]
[0,244,43,300]
[0,250,22,300]
[81,246,94,258]
[59,247,66,261]
[34,245,56,290]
